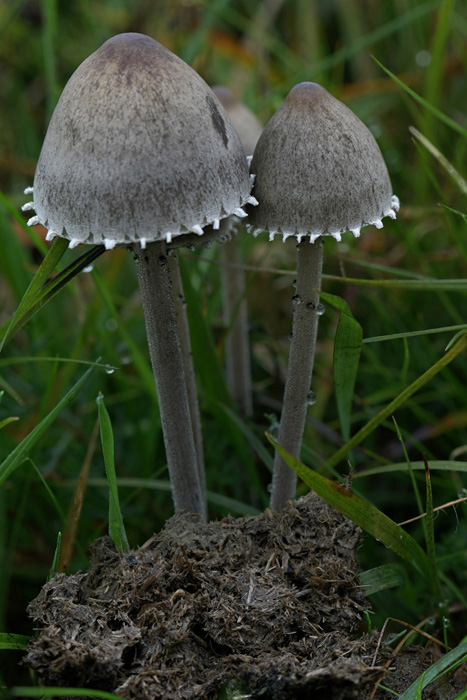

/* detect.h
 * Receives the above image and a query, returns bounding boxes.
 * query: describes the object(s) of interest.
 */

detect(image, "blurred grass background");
[1,0,467,691]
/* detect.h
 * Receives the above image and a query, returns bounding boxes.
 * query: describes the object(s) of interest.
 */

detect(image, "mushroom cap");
[31,33,254,247]
[212,86,263,156]
[247,82,399,242]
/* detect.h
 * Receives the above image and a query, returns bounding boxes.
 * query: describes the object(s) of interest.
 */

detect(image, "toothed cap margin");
[247,82,398,241]
[32,33,253,246]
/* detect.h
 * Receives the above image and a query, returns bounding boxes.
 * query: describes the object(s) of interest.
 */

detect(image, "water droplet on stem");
[316,303,325,316]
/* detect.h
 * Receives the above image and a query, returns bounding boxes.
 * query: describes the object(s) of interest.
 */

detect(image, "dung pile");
[25,494,384,699]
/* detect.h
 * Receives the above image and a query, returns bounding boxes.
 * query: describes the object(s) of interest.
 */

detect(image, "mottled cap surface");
[247,82,399,242]
[30,33,254,247]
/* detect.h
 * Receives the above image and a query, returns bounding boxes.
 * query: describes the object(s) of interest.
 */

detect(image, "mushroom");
[247,82,399,510]
[212,86,263,416]
[25,33,256,520]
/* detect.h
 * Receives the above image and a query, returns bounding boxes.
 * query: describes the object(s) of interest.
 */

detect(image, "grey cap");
[212,86,263,156]
[247,82,399,243]
[26,33,256,249]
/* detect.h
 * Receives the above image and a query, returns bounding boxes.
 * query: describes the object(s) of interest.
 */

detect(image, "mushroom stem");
[270,237,324,510]
[220,231,253,417]
[134,241,206,520]
[166,250,207,511]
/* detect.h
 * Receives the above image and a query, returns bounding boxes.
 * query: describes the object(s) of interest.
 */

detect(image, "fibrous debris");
[25,494,383,699]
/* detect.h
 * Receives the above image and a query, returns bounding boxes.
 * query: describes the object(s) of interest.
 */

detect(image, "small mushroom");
[212,86,263,416]
[247,82,399,510]
[25,33,256,520]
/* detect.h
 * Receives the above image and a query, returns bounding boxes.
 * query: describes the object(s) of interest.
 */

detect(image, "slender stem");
[220,231,253,416]
[270,237,324,510]
[134,241,205,520]
[166,251,207,511]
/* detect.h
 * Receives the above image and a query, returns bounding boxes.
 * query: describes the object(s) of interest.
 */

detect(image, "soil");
[373,644,467,699]
[23,494,466,699]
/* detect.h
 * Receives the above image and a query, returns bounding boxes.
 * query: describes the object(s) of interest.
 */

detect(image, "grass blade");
[96,392,129,552]
[58,419,99,572]
[29,458,66,522]
[326,332,467,470]
[372,55,467,138]
[0,633,31,650]
[49,531,61,580]
[359,563,406,596]
[41,0,59,121]
[423,457,442,602]
[0,363,97,486]
[354,460,467,477]
[0,190,48,255]
[320,291,362,442]
[0,237,69,351]
[209,400,270,506]
[267,434,430,578]
[440,204,467,221]
[0,357,117,370]
[327,276,467,291]
[207,490,261,516]
[414,672,425,700]
[423,0,456,123]
[363,324,467,344]
[0,416,19,431]
[277,0,440,92]
[214,401,273,472]
[409,126,467,196]
[0,243,105,349]
[179,256,233,408]
[180,0,230,65]
[398,638,467,700]
[91,267,157,399]
[391,415,426,529]
[11,245,106,338]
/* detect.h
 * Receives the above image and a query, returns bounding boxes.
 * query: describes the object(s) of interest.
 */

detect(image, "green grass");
[1,0,467,695]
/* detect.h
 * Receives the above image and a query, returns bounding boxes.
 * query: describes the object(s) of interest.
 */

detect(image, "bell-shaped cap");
[247,82,399,243]
[29,33,255,248]
[212,86,263,156]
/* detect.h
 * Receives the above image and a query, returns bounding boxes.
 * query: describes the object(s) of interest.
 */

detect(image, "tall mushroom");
[247,82,399,510]
[25,33,256,520]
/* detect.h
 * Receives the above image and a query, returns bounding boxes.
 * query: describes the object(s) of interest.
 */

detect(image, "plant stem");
[134,241,205,520]
[270,237,324,510]
[220,231,253,416]
[166,250,207,512]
